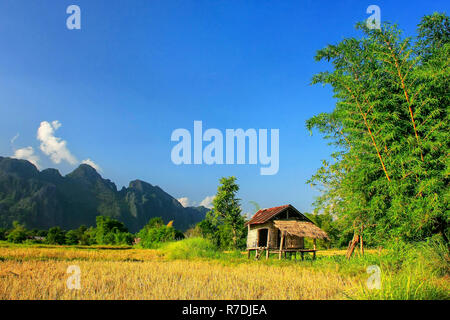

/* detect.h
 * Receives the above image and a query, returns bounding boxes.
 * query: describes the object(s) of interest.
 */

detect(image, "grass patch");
[159,237,221,260]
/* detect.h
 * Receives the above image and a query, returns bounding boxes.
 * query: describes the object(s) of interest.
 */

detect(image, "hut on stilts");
[246,204,329,260]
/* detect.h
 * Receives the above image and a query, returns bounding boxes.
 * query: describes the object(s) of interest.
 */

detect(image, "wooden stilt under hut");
[245,204,329,260]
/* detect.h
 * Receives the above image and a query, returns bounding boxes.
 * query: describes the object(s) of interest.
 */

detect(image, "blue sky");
[0,0,448,215]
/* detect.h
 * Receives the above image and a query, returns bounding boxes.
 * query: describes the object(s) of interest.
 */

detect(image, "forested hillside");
[0,156,207,232]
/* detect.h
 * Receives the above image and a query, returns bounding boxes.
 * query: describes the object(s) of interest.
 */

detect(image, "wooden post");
[313,238,317,250]
[247,249,250,259]
[278,232,285,260]
[346,233,359,259]
[360,225,364,256]
[266,229,271,260]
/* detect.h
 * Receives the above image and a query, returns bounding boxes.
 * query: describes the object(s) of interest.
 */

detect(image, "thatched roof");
[273,220,329,240]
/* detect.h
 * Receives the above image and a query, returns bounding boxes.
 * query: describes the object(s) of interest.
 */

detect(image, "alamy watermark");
[366,5,381,30]
[66,265,81,290]
[66,5,81,30]
[366,265,381,290]
[171,121,279,175]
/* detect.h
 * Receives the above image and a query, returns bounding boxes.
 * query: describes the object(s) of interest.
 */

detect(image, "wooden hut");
[245,204,329,260]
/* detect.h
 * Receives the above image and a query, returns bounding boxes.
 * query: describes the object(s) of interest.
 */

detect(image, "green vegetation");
[154,236,449,300]
[0,215,188,248]
[0,217,133,246]
[46,227,66,245]
[94,216,134,245]
[137,217,184,248]
[306,13,449,246]
[6,221,28,243]
[198,176,247,250]
[160,237,221,260]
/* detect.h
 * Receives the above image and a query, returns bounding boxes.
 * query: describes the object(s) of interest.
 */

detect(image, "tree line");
[0,216,185,247]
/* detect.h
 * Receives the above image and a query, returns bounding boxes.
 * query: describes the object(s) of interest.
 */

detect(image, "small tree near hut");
[199,176,246,249]
[137,217,184,248]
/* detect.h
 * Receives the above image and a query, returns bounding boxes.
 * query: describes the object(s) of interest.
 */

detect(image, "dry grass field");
[0,245,359,300]
[0,242,448,300]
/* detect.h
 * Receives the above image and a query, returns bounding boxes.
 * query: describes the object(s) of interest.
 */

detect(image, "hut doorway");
[257,229,268,247]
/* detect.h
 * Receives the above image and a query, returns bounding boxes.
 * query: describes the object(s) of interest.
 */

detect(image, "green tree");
[80,227,96,245]
[6,221,27,243]
[65,230,79,245]
[307,13,449,246]
[94,216,133,245]
[65,225,90,245]
[201,177,246,249]
[37,230,47,237]
[46,227,66,245]
[137,217,181,248]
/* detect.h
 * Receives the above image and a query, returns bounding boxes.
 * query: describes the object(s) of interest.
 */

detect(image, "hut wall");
[247,220,305,249]
[247,228,258,248]
[247,222,279,249]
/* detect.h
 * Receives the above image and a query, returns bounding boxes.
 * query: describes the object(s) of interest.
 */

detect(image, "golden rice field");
[0,246,360,300]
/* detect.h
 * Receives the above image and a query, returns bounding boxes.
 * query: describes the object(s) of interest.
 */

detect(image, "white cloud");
[199,195,215,209]
[178,196,215,208]
[9,120,102,173]
[13,146,40,169]
[81,158,102,172]
[51,120,61,130]
[37,121,78,165]
[177,197,190,207]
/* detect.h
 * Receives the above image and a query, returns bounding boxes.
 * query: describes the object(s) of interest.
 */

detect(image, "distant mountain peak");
[0,156,39,179]
[128,179,154,191]
[73,163,99,173]
[67,163,101,180]
[40,168,63,183]
[0,156,206,232]
[41,168,62,176]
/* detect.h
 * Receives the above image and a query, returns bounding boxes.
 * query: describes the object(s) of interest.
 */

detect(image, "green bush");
[6,221,27,243]
[355,237,449,300]
[137,217,183,248]
[65,230,80,245]
[161,237,219,260]
[94,216,133,245]
[46,227,66,245]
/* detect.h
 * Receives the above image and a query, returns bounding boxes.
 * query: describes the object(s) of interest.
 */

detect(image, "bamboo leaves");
[307,13,449,244]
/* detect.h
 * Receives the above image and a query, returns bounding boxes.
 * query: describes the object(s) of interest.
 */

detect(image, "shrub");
[184,225,203,238]
[137,217,182,248]
[65,230,79,245]
[94,216,133,245]
[46,227,66,245]
[6,221,27,243]
[356,237,450,300]
[161,237,219,260]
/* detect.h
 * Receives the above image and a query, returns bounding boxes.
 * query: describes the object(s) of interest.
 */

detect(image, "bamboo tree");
[307,13,449,245]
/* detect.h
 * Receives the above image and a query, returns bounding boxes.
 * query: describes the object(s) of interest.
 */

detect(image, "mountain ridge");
[0,156,208,232]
